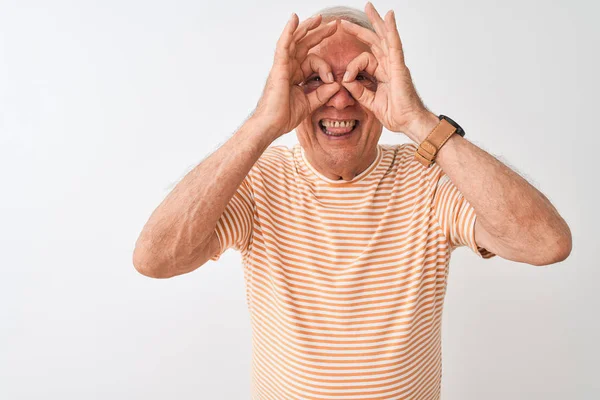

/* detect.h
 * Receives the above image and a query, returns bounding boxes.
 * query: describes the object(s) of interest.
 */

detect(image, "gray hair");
[310,6,375,32]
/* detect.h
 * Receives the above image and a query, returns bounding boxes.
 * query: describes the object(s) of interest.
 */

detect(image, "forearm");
[133,116,276,275]
[406,111,572,260]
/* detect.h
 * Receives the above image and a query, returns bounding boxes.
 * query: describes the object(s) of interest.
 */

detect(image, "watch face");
[439,114,465,137]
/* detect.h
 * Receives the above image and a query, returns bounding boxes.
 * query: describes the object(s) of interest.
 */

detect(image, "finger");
[341,80,376,111]
[294,19,338,61]
[384,10,405,64]
[306,82,341,113]
[339,19,385,58]
[274,13,300,62]
[298,53,334,85]
[364,2,390,55]
[290,16,328,55]
[292,14,322,44]
[342,51,381,83]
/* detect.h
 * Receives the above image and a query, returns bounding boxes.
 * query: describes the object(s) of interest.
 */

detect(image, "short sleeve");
[209,173,255,262]
[432,173,496,259]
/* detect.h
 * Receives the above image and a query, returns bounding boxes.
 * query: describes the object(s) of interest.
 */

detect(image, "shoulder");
[247,144,295,180]
[382,142,420,170]
[388,142,417,158]
[257,144,294,166]
[261,144,293,158]
[385,142,446,186]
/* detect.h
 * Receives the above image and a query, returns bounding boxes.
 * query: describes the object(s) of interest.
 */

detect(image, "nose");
[325,81,356,110]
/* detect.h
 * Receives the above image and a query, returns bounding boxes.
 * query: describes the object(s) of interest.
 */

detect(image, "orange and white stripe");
[210,143,495,399]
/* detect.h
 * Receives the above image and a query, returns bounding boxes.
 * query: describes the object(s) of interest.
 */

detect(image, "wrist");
[247,115,282,143]
[405,111,440,144]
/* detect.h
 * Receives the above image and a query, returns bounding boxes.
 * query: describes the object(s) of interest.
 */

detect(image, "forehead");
[307,26,372,73]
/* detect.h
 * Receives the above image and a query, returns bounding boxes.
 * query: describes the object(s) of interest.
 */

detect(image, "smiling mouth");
[318,119,359,137]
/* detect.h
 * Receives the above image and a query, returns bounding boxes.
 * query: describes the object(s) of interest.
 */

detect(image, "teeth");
[321,119,356,128]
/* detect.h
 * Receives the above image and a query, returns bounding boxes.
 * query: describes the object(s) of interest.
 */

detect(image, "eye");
[357,73,378,89]
[357,73,376,82]
[301,75,323,89]
[301,75,322,92]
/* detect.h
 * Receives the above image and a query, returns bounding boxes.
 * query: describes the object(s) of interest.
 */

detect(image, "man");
[133,3,572,399]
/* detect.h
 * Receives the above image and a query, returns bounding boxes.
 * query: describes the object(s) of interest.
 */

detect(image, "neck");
[305,146,379,182]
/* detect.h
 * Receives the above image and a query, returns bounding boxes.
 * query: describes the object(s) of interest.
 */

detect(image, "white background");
[1,0,598,398]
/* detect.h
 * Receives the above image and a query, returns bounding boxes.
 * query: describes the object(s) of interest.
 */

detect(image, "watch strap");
[414,118,457,168]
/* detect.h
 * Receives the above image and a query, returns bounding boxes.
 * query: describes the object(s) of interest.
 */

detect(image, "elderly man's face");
[296,21,383,181]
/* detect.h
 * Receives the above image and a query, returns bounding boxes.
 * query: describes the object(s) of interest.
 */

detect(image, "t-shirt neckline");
[300,144,383,185]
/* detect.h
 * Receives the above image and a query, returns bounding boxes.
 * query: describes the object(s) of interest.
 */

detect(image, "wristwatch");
[414,114,465,167]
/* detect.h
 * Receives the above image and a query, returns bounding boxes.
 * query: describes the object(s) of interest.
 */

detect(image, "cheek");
[361,111,382,132]
[365,110,378,124]
[297,117,316,135]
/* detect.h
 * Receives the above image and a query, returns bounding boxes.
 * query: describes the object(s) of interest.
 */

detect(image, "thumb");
[342,81,375,112]
[306,82,340,113]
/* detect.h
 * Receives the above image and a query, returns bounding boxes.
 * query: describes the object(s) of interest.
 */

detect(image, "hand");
[339,2,430,139]
[252,14,341,139]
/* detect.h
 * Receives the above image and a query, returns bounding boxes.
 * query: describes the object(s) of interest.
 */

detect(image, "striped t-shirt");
[209,142,496,399]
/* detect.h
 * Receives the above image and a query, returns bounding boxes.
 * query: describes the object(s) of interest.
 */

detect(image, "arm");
[339,3,571,266]
[133,14,341,278]
[406,112,572,266]
[132,117,276,278]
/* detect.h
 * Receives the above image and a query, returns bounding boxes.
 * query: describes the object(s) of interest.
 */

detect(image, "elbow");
[533,227,573,266]
[553,230,573,264]
[550,220,573,264]
[132,245,173,279]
